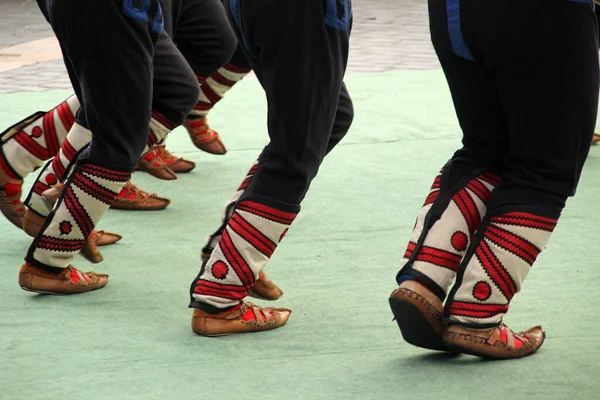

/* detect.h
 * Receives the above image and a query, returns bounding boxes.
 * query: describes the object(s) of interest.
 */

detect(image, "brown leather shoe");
[80,235,104,264]
[593,133,600,144]
[19,263,108,295]
[79,229,123,263]
[110,182,171,210]
[136,147,177,180]
[154,145,196,173]
[93,229,123,246]
[0,159,24,229]
[23,208,48,237]
[443,323,545,360]
[192,301,291,336]
[183,117,227,155]
[389,280,449,351]
[249,272,283,301]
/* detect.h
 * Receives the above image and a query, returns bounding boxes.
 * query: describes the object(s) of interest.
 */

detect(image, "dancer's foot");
[192,301,291,336]
[389,280,449,351]
[110,182,171,210]
[183,117,227,155]
[19,263,108,294]
[154,145,196,173]
[443,323,545,360]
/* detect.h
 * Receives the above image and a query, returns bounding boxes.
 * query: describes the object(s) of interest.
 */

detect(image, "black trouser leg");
[189,0,354,311]
[173,0,237,78]
[38,0,161,170]
[426,0,599,326]
[226,0,353,206]
[27,0,161,270]
[151,31,199,125]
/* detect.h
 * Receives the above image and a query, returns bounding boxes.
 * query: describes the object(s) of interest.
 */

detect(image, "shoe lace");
[142,147,169,168]
[119,182,159,201]
[66,266,93,284]
[256,272,275,289]
[496,323,529,349]
[154,145,177,164]
[187,117,217,142]
[240,302,279,328]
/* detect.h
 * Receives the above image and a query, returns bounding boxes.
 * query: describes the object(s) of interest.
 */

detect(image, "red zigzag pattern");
[448,301,509,319]
[194,201,296,300]
[37,236,86,252]
[404,241,462,271]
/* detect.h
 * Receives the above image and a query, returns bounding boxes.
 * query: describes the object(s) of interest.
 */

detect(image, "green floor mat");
[1,70,599,400]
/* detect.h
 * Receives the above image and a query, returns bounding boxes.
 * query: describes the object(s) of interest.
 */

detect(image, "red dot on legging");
[31,127,42,138]
[45,174,58,185]
[473,281,492,301]
[451,231,468,251]
[211,261,229,280]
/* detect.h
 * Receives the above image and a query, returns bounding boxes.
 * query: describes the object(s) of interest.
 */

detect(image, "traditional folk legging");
[190,0,355,312]
[397,0,598,328]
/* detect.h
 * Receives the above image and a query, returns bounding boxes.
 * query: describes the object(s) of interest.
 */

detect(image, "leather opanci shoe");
[192,301,291,336]
[19,263,108,295]
[389,280,449,351]
[443,323,545,360]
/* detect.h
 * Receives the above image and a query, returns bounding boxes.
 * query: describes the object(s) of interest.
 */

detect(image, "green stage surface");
[1,71,599,400]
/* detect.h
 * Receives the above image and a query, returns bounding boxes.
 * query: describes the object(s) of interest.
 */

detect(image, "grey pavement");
[0,0,439,93]
[0,0,51,48]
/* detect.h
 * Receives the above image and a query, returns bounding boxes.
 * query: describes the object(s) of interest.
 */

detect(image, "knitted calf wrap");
[0,95,80,178]
[25,123,92,217]
[192,200,297,310]
[201,155,261,257]
[145,110,177,152]
[26,162,131,269]
[445,212,557,327]
[398,166,501,299]
[188,63,251,118]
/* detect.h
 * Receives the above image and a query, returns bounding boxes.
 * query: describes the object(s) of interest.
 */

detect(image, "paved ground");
[0,0,439,93]
[0,0,50,48]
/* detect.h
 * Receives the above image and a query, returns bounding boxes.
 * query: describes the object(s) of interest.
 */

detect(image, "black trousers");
[430,0,599,219]
[596,3,600,40]
[224,0,354,209]
[38,0,198,171]
[77,31,199,144]
[161,0,237,78]
[227,45,252,71]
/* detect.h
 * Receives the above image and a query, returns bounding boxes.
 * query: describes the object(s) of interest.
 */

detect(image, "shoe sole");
[389,296,450,351]
[191,138,227,155]
[20,286,66,295]
[443,332,546,360]
[109,204,169,211]
[192,329,248,337]
[20,285,107,295]
[169,166,196,173]
[134,166,178,180]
